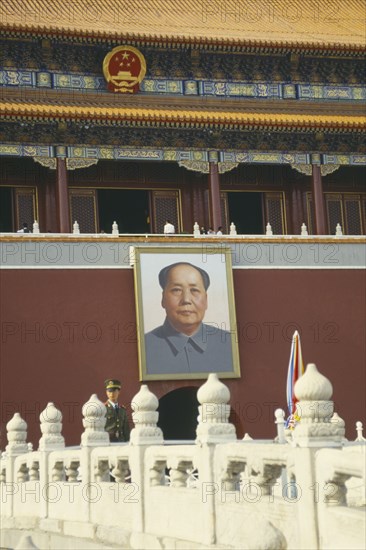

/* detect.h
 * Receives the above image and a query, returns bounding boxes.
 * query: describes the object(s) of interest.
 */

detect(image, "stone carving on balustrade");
[110,459,130,483]
[292,363,345,447]
[17,462,29,482]
[81,394,110,447]
[94,459,110,482]
[248,459,283,496]
[0,467,6,483]
[149,460,167,487]
[166,458,195,488]
[5,413,28,456]
[51,461,65,482]
[39,402,65,451]
[220,460,245,491]
[130,384,163,445]
[196,373,236,444]
[65,460,80,482]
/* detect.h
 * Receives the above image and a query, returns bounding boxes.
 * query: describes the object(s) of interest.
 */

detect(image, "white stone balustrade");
[0,366,365,550]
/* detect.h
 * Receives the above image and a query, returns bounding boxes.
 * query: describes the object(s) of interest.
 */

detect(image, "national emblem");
[103,46,146,93]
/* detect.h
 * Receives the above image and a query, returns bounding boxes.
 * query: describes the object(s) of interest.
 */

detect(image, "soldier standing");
[104,379,130,442]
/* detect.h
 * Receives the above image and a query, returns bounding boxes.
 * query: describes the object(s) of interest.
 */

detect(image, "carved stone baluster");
[51,460,65,481]
[221,461,245,491]
[168,460,193,488]
[111,460,130,483]
[324,473,350,506]
[94,459,109,482]
[28,461,40,481]
[150,460,167,486]
[249,462,282,496]
[17,462,29,482]
[66,460,80,482]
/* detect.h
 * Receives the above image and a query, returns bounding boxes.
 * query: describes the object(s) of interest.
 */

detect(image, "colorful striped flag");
[286,330,304,427]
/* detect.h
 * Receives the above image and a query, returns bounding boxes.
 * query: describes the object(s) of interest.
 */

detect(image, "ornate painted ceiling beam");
[1,144,365,167]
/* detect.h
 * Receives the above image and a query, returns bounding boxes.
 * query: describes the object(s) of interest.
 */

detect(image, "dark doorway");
[157,387,244,441]
[0,188,13,232]
[97,189,150,233]
[157,387,199,440]
[227,192,263,234]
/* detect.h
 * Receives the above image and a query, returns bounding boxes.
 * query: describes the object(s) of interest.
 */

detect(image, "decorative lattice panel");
[326,195,343,235]
[69,190,97,233]
[344,197,362,235]
[264,193,285,235]
[152,191,180,233]
[15,188,36,231]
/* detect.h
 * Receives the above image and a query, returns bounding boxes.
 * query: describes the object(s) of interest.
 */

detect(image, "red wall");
[1,268,365,447]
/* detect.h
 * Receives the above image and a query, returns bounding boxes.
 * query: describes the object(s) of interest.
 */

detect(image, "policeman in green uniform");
[104,379,130,442]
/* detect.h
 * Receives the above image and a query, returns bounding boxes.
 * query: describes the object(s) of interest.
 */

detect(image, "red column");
[56,158,70,233]
[208,162,222,231]
[291,186,305,235]
[311,164,327,235]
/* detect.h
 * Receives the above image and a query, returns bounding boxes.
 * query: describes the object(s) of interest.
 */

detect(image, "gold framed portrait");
[133,246,240,381]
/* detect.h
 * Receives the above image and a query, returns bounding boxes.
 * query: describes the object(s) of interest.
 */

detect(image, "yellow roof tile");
[1,101,365,129]
[0,0,365,49]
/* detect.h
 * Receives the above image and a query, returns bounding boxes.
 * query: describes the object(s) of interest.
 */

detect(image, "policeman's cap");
[105,379,121,390]
[158,262,210,290]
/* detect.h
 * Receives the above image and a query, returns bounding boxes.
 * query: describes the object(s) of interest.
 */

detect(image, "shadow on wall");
[157,386,243,440]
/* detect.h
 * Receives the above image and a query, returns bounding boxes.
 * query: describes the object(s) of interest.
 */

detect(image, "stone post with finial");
[355,421,366,442]
[301,223,308,236]
[195,373,236,546]
[291,363,345,549]
[335,223,343,236]
[79,394,109,523]
[129,385,163,535]
[193,222,200,238]
[73,220,80,234]
[33,221,40,234]
[4,413,29,517]
[266,222,273,236]
[38,402,65,519]
[292,363,344,448]
[229,222,237,236]
[112,221,119,235]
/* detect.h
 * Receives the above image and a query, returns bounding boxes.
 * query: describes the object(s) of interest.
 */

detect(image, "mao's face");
[161,264,208,335]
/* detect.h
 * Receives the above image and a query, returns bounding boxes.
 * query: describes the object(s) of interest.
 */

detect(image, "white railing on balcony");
[1,367,365,550]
